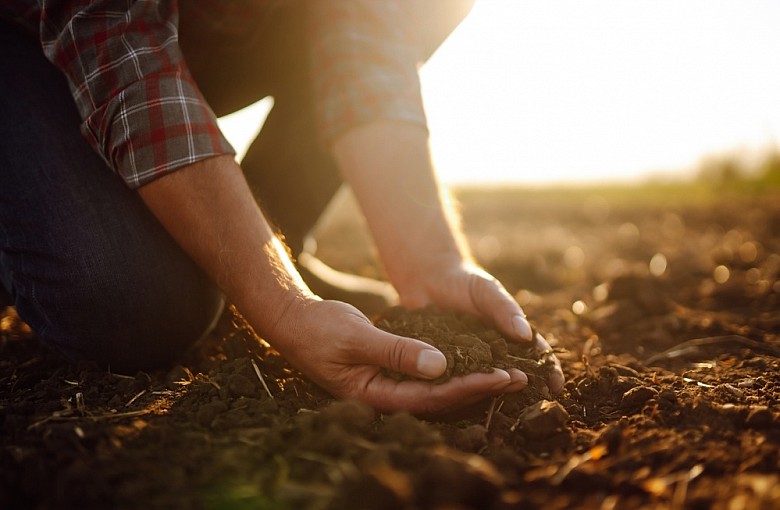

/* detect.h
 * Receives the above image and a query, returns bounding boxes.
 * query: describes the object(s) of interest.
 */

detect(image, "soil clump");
[375,305,555,390]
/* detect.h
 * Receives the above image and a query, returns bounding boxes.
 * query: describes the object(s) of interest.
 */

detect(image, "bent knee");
[14,256,224,373]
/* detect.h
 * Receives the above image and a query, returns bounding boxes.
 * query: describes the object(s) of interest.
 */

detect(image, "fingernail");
[509,369,528,385]
[417,349,447,379]
[491,370,512,390]
[550,372,565,395]
[512,314,533,341]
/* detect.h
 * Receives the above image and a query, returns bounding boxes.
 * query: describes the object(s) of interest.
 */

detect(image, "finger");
[536,333,565,395]
[350,325,448,380]
[549,370,565,396]
[364,369,513,415]
[469,273,533,342]
[504,368,529,393]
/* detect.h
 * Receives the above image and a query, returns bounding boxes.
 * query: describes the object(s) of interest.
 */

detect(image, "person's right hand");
[390,259,566,396]
[265,296,528,415]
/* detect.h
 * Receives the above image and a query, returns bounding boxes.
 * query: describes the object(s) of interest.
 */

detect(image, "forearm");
[137,155,312,338]
[332,122,471,296]
[332,121,542,351]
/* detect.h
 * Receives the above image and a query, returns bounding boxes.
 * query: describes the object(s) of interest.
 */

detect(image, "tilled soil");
[1,185,779,509]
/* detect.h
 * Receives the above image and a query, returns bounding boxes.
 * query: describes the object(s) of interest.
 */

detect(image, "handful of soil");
[374,306,555,385]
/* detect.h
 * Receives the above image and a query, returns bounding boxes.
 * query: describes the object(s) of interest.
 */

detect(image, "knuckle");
[382,337,408,373]
[468,273,507,314]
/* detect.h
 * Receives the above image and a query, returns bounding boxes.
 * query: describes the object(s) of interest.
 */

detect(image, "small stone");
[620,386,658,409]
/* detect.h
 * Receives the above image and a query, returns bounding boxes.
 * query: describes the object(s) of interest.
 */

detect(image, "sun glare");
[421,0,780,185]
[218,1,780,186]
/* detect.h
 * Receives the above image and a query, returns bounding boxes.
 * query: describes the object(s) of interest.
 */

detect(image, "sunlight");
[421,0,780,185]
[217,1,780,186]
[217,97,273,162]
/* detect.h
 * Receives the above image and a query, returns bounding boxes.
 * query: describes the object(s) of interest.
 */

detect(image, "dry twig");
[484,397,498,431]
[251,358,274,399]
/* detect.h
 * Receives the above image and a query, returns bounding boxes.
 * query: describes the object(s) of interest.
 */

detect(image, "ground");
[1,183,778,509]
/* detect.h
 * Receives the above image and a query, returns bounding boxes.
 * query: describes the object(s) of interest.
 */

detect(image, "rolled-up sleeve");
[307,0,428,145]
[39,0,234,188]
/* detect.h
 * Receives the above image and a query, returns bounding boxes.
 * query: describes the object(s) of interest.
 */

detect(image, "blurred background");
[218,0,780,187]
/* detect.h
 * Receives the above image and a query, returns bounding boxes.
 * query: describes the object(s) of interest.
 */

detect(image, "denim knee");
[12,235,224,373]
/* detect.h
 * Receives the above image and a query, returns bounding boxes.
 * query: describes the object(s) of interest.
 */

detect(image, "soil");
[374,305,555,388]
[1,185,779,510]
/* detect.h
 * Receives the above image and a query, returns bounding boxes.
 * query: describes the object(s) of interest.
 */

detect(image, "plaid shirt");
[2,1,427,188]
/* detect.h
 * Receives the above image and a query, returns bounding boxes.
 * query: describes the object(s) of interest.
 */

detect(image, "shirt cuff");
[82,70,235,189]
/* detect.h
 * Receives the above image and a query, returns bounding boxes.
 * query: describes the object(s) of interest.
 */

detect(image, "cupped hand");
[394,260,565,395]
[267,297,527,414]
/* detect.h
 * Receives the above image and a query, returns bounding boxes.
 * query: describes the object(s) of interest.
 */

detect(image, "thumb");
[359,329,448,380]
[469,274,533,342]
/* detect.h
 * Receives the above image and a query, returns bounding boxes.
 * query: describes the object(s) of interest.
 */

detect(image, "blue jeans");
[0,24,223,372]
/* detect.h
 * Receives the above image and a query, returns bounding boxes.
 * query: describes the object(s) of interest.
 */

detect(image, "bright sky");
[218,1,780,186]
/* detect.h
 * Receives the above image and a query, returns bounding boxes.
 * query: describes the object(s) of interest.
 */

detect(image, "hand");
[267,297,526,414]
[395,259,565,395]
[331,122,564,395]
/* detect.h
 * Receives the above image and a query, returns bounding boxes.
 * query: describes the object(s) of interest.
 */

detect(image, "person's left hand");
[393,259,565,395]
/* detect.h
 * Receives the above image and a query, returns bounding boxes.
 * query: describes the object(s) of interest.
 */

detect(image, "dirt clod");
[514,399,570,438]
[619,385,658,409]
[375,305,553,388]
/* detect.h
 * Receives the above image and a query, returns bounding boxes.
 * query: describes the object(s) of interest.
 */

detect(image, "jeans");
[0,24,223,372]
[0,1,473,372]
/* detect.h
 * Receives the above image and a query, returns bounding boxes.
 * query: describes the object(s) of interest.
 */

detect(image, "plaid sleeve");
[307,0,428,145]
[39,0,234,188]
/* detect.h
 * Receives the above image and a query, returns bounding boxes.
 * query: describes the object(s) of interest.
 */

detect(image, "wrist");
[392,252,472,308]
[234,236,318,342]
[332,122,475,294]
[241,286,318,348]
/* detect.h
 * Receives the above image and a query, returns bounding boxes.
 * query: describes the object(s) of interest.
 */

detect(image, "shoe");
[296,252,398,317]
